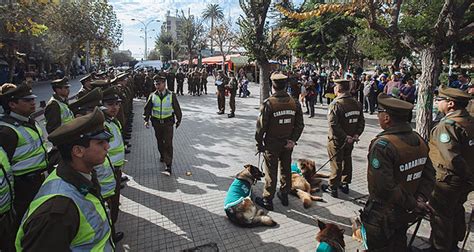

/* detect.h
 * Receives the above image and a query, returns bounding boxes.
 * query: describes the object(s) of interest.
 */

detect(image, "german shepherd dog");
[291,159,328,208]
[316,219,346,252]
[224,164,277,228]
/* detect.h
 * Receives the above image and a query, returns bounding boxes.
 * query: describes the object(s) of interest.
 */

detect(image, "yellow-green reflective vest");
[0,120,47,176]
[0,147,13,214]
[151,92,174,119]
[95,156,116,198]
[105,119,125,167]
[16,170,114,251]
[48,97,74,125]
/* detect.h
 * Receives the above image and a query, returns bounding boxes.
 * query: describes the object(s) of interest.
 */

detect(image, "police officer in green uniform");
[0,84,48,231]
[361,93,435,251]
[226,71,238,118]
[76,74,94,99]
[322,79,365,198]
[427,86,473,251]
[15,107,115,251]
[176,68,185,96]
[255,73,304,211]
[215,70,229,114]
[44,77,74,134]
[143,75,182,175]
[0,146,14,252]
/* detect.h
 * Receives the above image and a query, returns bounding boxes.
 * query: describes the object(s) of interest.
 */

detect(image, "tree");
[155,32,181,62]
[147,49,160,60]
[238,0,281,103]
[202,3,224,56]
[210,18,238,70]
[178,11,205,65]
[276,0,474,139]
[111,51,134,66]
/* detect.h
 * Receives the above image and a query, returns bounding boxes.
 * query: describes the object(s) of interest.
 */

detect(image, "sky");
[109,0,304,59]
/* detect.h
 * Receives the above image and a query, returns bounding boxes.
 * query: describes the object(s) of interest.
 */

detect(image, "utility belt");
[151,116,174,124]
[14,169,47,181]
[361,197,417,231]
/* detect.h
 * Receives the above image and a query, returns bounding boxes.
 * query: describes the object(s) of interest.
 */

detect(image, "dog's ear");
[244,164,252,170]
[317,219,326,231]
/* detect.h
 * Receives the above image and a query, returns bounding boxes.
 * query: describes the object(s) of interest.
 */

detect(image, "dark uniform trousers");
[229,90,236,113]
[0,210,15,251]
[217,87,226,113]
[262,147,292,200]
[13,173,45,228]
[151,118,174,166]
[327,140,354,188]
[430,177,470,251]
[177,81,184,95]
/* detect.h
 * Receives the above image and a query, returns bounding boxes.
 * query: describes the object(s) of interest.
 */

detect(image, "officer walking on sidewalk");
[255,73,304,211]
[361,93,435,251]
[144,75,182,175]
[322,79,365,198]
[15,107,115,251]
[427,86,473,252]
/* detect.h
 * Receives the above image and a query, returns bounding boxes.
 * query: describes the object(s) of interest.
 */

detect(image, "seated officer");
[15,107,115,251]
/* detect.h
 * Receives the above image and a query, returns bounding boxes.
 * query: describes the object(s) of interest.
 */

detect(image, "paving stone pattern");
[116,78,473,252]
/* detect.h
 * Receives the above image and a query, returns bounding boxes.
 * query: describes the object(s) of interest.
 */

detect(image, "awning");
[230,56,250,66]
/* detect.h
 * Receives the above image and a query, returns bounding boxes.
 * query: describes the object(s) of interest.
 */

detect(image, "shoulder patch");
[439,133,451,143]
[371,158,380,169]
[376,139,389,147]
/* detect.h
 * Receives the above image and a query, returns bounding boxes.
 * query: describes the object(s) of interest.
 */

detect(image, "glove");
[175,121,181,129]
[256,144,265,153]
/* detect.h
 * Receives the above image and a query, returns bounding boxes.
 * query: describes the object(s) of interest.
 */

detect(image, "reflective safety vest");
[151,92,174,119]
[0,147,13,214]
[16,170,114,251]
[95,156,116,198]
[105,119,125,167]
[48,97,74,125]
[0,120,47,176]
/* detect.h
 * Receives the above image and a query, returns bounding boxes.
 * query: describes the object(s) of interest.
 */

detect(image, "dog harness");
[224,179,251,210]
[316,242,334,252]
[291,163,303,176]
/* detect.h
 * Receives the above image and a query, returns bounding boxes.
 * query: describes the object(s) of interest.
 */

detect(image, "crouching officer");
[15,107,115,251]
[361,93,435,251]
[255,73,304,211]
[428,86,473,252]
[0,147,14,252]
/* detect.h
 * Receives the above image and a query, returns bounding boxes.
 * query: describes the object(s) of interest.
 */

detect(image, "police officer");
[0,146,14,252]
[200,68,208,95]
[0,84,48,230]
[361,93,435,251]
[176,68,185,96]
[255,73,304,211]
[144,75,182,175]
[15,107,115,251]
[226,71,238,118]
[321,79,365,198]
[428,86,473,251]
[44,77,74,133]
[215,70,228,114]
[77,73,94,99]
[166,69,176,92]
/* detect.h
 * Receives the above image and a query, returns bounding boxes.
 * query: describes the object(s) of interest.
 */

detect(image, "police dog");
[224,164,276,228]
[291,159,328,208]
[316,219,346,252]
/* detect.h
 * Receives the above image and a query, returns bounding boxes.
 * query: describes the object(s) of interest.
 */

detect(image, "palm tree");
[202,3,224,56]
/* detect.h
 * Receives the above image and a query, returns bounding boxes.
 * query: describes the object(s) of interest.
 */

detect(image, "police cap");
[377,93,413,116]
[69,88,102,115]
[270,73,288,81]
[0,84,36,100]
[51,77,71,88]
[438,85,472,103]
[102,86,122,102]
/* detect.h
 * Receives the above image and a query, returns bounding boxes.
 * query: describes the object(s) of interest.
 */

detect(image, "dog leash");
[257,152,264,173]
[315,141,348,174]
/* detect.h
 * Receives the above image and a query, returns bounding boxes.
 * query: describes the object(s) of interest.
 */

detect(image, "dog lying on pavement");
[224,164,277,228]
[291,159,328,208]
[316,219,346,252]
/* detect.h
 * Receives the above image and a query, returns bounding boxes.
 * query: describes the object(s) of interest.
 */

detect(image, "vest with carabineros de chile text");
[331,97,362,137]
[265,96,297,139]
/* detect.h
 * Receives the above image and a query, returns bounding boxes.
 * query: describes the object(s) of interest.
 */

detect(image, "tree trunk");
[258,60,270,104]
[210,18,214,56]
[221,54,226,71]
[415,47,442,140]
[392,55,402,70]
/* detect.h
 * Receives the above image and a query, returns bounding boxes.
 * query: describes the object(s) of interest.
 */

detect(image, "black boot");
[322,184,338,198]
[339,184,349,194]
[277,192,289,206]
[255,197,273,211]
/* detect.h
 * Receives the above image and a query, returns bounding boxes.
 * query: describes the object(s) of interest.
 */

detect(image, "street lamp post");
[131,18,160,60]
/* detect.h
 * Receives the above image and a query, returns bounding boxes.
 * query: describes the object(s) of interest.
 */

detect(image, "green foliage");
[111,51,134,66]
[155,32,181,61]
[178,11,205,63]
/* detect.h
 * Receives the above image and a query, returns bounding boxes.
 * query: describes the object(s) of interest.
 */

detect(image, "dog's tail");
[254,215,277,227]
[313,172,330,178]
[351,216,363,242]
[296,189,313,208]
[310,195,324,202]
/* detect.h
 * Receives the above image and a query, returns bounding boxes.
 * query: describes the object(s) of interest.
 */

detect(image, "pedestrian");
[363,75,376,114]
[226,71,238,118]
[361,93,435,251]
[0,146,14,252]
[0,84,48,233]
[399,78,416,122]
[15,108,115,251]
[200,68,208,95]
[175,68,185,96]
[254,73,305,211]
[143,75,182,175]
[305,77,317,118]
[215,70,228,115]
[321,79,365,198]
[384,74,402,97]
[427,86,473,252]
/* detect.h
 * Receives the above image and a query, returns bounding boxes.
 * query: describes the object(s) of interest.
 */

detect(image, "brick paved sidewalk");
[116,79,473,251]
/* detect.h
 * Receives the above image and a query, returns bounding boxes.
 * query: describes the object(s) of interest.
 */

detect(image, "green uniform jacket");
[327,93,365,145]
